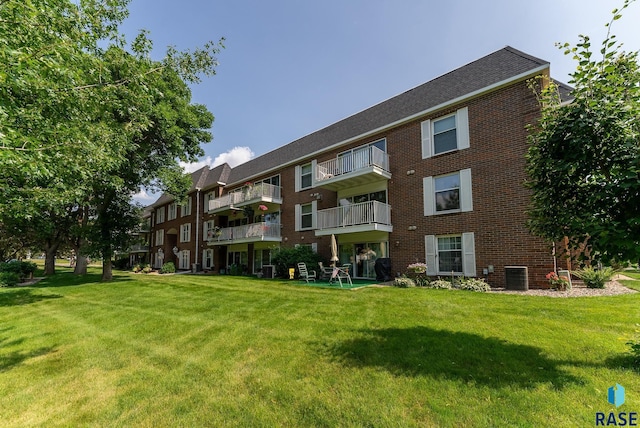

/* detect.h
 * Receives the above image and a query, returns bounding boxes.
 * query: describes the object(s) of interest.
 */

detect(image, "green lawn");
[1,267,639,427]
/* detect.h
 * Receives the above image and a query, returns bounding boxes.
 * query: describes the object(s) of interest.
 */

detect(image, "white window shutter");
[462,232,476,277]
[294,204,301,231]
[294,165,301,192]
[425,235,437,275]
[311,200,317,229]
[310,159,318,187]
[459,168,473,212]
[420,119,432,159]
[457,107,470,150]
[423,176,435,216]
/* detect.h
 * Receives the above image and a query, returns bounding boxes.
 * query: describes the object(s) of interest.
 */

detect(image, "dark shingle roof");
[226,46,550,185]
[148,163,231,207]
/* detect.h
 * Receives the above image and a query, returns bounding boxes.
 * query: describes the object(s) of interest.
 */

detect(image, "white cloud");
[180,156,214,173]
[211,146,255,168]
[180,146,255,173]
[132,189,158,206]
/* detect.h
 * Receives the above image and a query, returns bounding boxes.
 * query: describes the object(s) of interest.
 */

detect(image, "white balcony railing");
[129,244,149,252]
[316,145,389,182]
[208,183,282,212]
[317,200,391,230]
[207,222,281,243]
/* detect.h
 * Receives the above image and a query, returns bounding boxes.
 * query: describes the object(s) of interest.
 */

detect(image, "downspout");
[195,188,201,271]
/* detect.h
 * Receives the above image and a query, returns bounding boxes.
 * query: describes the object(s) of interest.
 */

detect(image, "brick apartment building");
[146,46,572,288]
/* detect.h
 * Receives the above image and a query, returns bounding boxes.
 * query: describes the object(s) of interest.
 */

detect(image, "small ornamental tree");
[526,0,640,264]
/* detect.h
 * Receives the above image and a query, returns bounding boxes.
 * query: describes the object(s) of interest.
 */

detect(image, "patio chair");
[318,262,334,280]
[297,262,317,283]
[330,264,353,287]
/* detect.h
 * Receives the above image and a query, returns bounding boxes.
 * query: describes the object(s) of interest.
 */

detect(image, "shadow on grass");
[0,346,57,372]
[31,272,132,288]
[0,289,63,307]
[327,327,582,389]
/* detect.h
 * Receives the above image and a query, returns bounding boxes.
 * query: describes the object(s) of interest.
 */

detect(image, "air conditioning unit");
[504,266,529,290]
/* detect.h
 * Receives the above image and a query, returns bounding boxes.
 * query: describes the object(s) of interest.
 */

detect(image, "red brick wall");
[388,79,554,288]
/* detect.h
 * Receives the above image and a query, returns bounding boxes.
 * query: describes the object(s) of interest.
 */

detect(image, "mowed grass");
[1,267,639,427]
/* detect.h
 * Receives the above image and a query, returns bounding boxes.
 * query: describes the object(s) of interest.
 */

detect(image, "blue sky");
[124,0,640,203]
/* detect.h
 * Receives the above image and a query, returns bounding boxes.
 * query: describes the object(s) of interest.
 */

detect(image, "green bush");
[0,272,20,287]
[456,278,491,292]
[142,265,152,274]
[628,338,640,371]
[393,276,416,288]
[572,266,616,289]
[160,262,176,274]
[0,260,37,280]
[271,246,322,279]
[428,279,453,290]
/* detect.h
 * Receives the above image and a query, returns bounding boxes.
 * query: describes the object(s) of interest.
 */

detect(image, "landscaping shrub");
[628,337,640,371]
[271,246,322,279]
[142,264,152,274]
[160,262,176,274]
[393,276,416,288]
[457,278,491,292]
[0,260,37,280]
[113,257,130,270]
[427,279,453,290]
[572,266,616,289]
[0,272,20,287]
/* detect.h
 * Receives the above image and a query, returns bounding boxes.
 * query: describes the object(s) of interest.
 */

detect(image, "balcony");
[315,200,392,236]
[129,244,149,253]
[207,222,282,245]
[209,183,282,214]
[315,145,391,191]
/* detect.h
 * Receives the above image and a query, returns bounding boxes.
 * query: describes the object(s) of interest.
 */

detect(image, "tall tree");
[526,0,640,264]
[0,0,222,279]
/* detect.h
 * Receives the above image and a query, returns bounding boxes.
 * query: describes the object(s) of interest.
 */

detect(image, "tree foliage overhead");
[526,0,640,264]
[0,0,223,278]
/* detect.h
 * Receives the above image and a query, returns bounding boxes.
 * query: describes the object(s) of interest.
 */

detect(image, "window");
[345,190,387,204]
[435,174,460,212]
[181,197,192,217]
[180,223,191,243]
[203,220,215,240]
[155,207,165,224]
[425,232,476,276]
[167,203,177,221]
[295,201,317,231]
[179,250,190,270]
[301,204,313,229]
[203,249,214,270]
[300,164,312,189]
[423,169,472,216]
[421,107,469,158]
[155,229,164,246]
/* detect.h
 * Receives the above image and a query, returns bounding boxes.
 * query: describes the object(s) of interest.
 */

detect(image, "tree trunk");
[73,207,89,275]
[74,253,88,275]
[102,255,113,281]
[43,244,59,275]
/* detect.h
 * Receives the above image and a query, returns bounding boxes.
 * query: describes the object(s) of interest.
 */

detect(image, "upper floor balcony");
[315,200,393,236]
[209,183,282,214]
[129,244,149,253]
[315,145,391,191]
[207,222,282,245]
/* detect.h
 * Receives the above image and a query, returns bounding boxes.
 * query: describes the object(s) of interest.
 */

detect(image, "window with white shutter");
[421,107,470,159]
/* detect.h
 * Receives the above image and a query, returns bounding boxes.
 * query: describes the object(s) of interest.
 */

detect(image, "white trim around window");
[423,168,472,216]
[421,107,469,159]
[180,223,191,243]
[181,197,192,217]
[294,201,317,231]
[425,232,476,277]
